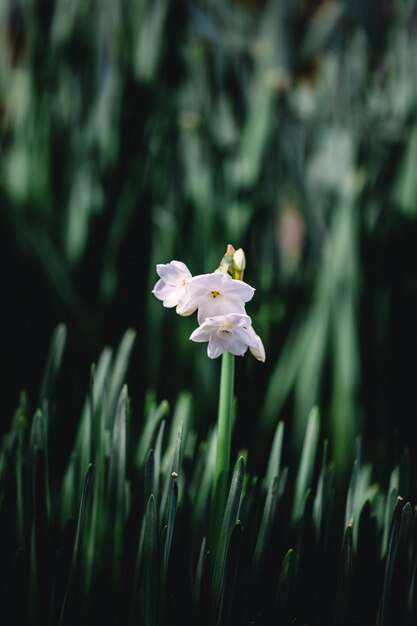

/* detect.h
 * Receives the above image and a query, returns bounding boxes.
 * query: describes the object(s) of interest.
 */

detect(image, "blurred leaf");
[211,456,245,625]
[274,548,295,618]
[377,498,414,626]
[333,524,353,626]
[136,397,169,469]
[58,463,93,626]
[292,406,320,523]
[106,329,136,430]
[38,323,67,409]
[391,127,417,217]
[141,494,158,626]
[132,0,170,83]
[263,420,284,491]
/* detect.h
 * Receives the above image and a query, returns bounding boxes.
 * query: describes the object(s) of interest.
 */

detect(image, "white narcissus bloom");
[152,261,192,309]
[190,313,262,359]
[177,272,255,324]
[247,325,266,362]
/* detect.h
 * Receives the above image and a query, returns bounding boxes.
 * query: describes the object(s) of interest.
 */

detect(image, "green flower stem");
[209,350,235,551]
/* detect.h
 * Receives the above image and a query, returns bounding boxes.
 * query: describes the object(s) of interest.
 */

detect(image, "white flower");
[152,261,192,309]
[189,313,262,359]
[177,272,255,324]
[247,325,266,362]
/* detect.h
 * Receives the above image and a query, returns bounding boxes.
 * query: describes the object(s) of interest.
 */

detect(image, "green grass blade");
[38,323,67,409]
[377,497,404,626]
[220,521,243,625]
[252,476,281,578]
[263,420,284,491]
[152,419,165,501]
[106,328,136,430]
[163,476,178,578]
[211,456,245,625]
[274,548,295,618]
[141,494,158,626]
[159,420,183,524]
[107,385,128,583]
[190,428,217,541]
[160,476,179,624]
[136,399,169,469]
[292,406,320,523]
[29,409,49,624]
[192,537,209,622]
[332,524,353,626]
[145,449,155,504]
[57,463,93,626]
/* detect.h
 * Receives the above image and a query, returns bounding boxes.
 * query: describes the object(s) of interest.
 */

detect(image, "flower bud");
[232,248,246,280]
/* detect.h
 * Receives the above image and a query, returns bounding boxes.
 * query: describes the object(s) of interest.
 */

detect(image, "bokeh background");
[1,0,417,490]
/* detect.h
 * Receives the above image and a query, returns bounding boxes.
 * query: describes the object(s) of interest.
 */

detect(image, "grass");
[0,324,416,625]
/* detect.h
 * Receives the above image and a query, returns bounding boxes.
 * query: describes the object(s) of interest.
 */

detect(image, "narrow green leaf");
[152,419,165,501]
[38,323,67,408]
[190,429,217,537]
[263,420,284,491]
[274,548,295,616]
[107,386,128,582]
[313,439,329,539]
[144,449,155,504]
[292,406,320,523]
[106,328,136,430]
[252,476,282,577]
[333,524,353,626]
[211,456,245,625]
[141,495,158,626]
[220,521,243,626]
[163,477,178,578]
[168,391,192,453]
[29,409,49,624]
[159,476,179,624]
[58,463,93,626]
[75,347,113,493]
[377,497,405,626]
[159,420,183,524]
[136,399,169,468]
[192,537,208,620]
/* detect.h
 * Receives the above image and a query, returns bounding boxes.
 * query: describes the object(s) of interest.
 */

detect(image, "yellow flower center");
[211,290,221,298]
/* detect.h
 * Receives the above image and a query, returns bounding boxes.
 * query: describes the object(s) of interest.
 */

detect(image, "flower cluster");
[152,247,265,361]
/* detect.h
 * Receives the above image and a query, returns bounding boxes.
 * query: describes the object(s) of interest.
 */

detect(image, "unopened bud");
[216,244,236,274]
[232,248,246,280]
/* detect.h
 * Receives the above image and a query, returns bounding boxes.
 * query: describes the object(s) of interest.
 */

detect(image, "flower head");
[152,261,192,309]
[177,272,255,324]
[152,247,265,362]
[190,313,261,359]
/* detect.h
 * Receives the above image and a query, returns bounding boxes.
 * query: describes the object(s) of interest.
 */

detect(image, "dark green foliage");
[0,325,416,625]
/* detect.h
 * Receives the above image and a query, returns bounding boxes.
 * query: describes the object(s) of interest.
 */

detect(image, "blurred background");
[1,0,417,488]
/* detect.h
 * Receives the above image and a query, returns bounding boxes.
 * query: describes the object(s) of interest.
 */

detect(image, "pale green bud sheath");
[214,243,235,275]
[231,247,246,281]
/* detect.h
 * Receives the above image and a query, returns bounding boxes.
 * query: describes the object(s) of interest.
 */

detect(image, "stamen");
[211,290,221,298]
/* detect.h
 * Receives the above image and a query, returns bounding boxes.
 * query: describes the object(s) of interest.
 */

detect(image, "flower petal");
[152,260,192,308]
[190,313,256,359]
[156,260,191,282]
[247,325,266,362]
[179,272,255,324]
